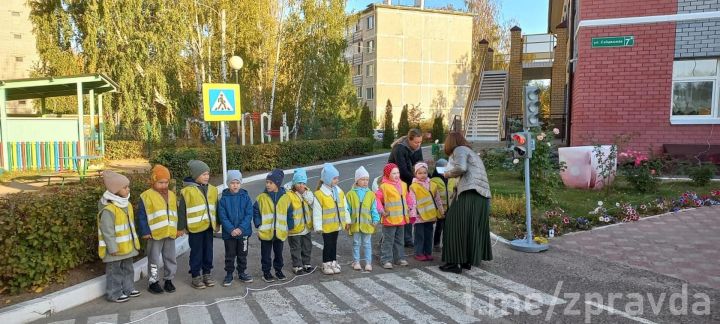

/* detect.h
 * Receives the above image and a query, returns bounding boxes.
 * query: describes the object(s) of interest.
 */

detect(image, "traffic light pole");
[510,130,549,253]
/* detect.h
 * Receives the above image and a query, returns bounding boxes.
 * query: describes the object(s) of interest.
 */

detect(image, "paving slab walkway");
[552,205,720,290]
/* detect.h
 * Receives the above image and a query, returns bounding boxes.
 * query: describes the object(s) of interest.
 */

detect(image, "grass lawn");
[488,169,720,239]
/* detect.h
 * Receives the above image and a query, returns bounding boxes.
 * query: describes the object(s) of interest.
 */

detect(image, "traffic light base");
[509,238,549,253]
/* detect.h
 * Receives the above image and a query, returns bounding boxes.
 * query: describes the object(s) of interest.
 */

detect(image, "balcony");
[352,75,362,85]
[352,53,363,66]
[522,33,555,68]
[352,31,362,43]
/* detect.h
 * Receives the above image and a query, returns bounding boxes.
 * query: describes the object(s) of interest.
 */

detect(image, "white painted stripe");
[253,290,306,324]
[47,319,75,324]
[322,281,399,324]
[216,298,260,324]
[129,307,168,323]
[585,301,658,324]
[428,267,541,314]
[286,285,353,323]
[186,205,207,214]
[149,220,169,231]
[377,273,478,323]
[178,302,212,324]
[350,277,441,324]
[87,314,117,324]
[466,268,566,306]
[408,269,508,318]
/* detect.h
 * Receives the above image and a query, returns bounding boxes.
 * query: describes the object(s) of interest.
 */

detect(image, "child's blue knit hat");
[321,163,339,185]
[293,168,308,185]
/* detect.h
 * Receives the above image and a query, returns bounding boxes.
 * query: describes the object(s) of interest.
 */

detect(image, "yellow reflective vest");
[287,191,312,235]
[410,182,440,222]
[379,182,409,226]
[98,203,141,259]
[181,185,219,233]
[256,192,291,241]
[431,177,457,219]
[314,188,347,233]
[346,189,376,234]
[140,189,178,240]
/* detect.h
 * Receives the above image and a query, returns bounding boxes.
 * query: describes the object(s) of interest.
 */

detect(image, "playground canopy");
[0,73,119,172]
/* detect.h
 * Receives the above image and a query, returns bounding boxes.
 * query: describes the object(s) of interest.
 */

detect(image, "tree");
[356,103,373,139]
[408,103,423,129]
[397,104,410,139]
[432,115,446,143]
[382,99,395,148]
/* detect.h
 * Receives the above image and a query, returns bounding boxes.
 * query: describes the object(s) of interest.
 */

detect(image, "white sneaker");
[364,263,373,272]
[331,261,341,274]
[322,262,334,275]
[352,262,362,271]
[398,259,409,266]
[382,262,393,269]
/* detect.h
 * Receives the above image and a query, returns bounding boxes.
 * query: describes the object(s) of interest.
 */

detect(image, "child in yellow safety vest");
[98,171,141,303]
[253,169,295,283]
[178,160,219,289]
[313,163,351,275]
[346,166,380,272]
[375,163,416,270]
[430,158,457,250]
[284,167,317,275]
[137,165,181,295]
[408,162,445,261]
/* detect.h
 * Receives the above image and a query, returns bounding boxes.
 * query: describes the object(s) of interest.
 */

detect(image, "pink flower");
[562,217,570,224]
[553,128,560,135]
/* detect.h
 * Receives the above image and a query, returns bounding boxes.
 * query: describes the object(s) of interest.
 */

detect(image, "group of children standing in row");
[96,159,455,303]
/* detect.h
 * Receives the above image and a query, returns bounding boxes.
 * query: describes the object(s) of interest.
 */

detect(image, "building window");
[15,56,23,62]
[356,65,362,76]
[366,64,374,77]
[13,33,22,39]
[357,87,362,98]
[11,11,21,17]
[671,59,720,124]
[366,87,374,100]
[357,42,361,53]
[367,16,374,30]
[366,40,374,53]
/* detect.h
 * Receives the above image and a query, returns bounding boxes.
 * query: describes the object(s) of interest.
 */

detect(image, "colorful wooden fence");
[0,141,98,172]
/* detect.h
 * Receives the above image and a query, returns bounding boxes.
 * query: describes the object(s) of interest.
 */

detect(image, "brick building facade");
[559,0,720,154]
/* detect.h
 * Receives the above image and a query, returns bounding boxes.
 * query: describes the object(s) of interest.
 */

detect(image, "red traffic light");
[512,133,526,145]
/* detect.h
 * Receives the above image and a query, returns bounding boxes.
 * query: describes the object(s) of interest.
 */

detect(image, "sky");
[345,0,549,34]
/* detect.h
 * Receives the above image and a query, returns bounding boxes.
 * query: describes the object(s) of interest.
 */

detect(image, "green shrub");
[104,140,146,160]
[151,138,374,181]
[482,148,511,171]
[622,160,662,192]
[0,173,150,294]
[490,195,525,220]
[688,163,717,186]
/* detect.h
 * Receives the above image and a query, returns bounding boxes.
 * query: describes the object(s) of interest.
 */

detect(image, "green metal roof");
[0,73,119,101]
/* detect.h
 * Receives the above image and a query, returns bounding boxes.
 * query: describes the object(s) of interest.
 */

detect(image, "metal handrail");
[497,73,509,141]
[462,50,487,135]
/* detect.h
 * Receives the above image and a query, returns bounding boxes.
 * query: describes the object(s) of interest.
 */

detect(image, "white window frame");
[366,64,374,77]
[356,65,362,76]
[366,40,374,53]
[366,87,374,100]
[367,16,374,30]
[670,58,720,125]
[356,86,362,98]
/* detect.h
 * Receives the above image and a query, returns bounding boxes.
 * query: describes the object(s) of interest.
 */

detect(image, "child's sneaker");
[114,295,129,303]
[148,282,164,294]
[262,272,276,283]
[352,262,362,271]
[303,264,316,273]
[414,254,427,261]
[202,274,216,287]
[163,280,176,293]
[331,261,341,274]
[322,262,334,275]
[191,276,206,289]
[238,273,253,283]
[364,263,373,272]
[425,255,434,261]
[128,290,141,298]
[276,271,287,281]
[223,273,233,287]
[382,262,393,269]
[398,259,409,266]
[292,266,304,275]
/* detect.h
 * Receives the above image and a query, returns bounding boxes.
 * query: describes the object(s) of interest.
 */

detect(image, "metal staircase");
[464,70,508,142]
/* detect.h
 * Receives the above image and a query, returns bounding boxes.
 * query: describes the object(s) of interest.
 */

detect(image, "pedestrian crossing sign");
[203,83,242,121]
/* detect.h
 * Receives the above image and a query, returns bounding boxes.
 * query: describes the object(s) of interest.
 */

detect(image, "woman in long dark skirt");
[440,131,492,273]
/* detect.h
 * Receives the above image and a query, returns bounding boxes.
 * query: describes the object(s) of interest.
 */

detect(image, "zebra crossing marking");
[322,281,400,324]
[286,285,353,323]
[216,298,260,324]
[253,290,306,324]
[129,307,167,324]
[178,302,212,324]
[86,314,117,324]
[466,268,566,306]
[377,273,480,323]
[350,277,442,324]
[428,267,542,314]
[408,268,509,318]
[47,320,75,324]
